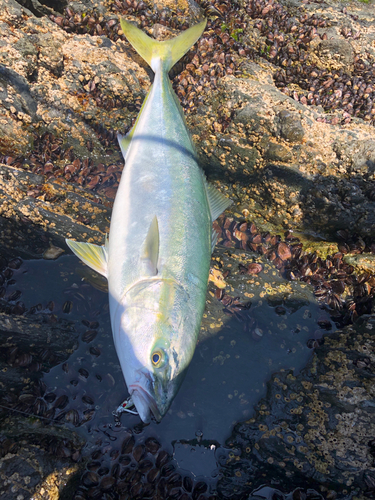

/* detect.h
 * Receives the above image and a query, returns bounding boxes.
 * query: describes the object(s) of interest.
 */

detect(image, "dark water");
[6,251,333,484]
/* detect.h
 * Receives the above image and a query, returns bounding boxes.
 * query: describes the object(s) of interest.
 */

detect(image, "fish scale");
[66,18,232,423]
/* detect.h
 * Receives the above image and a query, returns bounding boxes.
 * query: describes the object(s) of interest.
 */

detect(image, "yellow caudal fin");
[120,18,207,72]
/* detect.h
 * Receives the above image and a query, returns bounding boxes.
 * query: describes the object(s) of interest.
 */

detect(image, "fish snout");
[129,384,162,423]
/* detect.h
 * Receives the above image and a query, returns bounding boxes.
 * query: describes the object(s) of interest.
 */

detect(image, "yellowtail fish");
[66,18,232,423]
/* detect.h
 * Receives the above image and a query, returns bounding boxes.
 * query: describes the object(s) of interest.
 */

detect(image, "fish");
[66,18,232,423]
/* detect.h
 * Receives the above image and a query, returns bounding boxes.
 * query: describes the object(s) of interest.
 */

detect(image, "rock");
[192,71,375,238]
[0,164,110,252]
[149,0,204,23]
[234,95,274,135]
[0,311,79,395]
[352,141,375,174]
[151,22,178,40]
[0,420,84,500]
[344,253,375,274]
[1,0,375,242]
[17,0,64,17]
[318,38,354,69]
[43,242,65,260]
[0,4,149,162]
[263,141,292,163]
[0,311,78,352]
[219,314,375,499]
[0,66,37,156]
[276,110,305,143]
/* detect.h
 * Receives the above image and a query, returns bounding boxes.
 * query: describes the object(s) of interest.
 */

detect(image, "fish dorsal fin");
[66,239,108,278]
[120,18,207,73]
[201,173,233,221]
[140,216,159,276]
[117,91,150,160]
[118,132,132,160]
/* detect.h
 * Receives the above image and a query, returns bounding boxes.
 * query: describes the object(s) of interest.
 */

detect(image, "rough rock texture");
[219,315,375,499]
[0,0,375,241]
[0,311,79,397]
[0,0,145,158]
[0,164,110,251]
[194,71,375,239]
[0,420,83,500]
[1,0,375,498]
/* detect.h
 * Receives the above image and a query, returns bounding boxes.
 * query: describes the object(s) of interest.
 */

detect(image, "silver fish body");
[66,19,231,422]
[109,67,212,422]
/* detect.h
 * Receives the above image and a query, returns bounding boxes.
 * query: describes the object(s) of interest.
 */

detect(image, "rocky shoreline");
[1,0,375,498]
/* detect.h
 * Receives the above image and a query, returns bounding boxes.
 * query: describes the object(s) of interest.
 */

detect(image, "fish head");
[127,334,187,424]
[113,278,198,423]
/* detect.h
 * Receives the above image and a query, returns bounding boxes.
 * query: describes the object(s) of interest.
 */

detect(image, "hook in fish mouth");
[129,384,162,423]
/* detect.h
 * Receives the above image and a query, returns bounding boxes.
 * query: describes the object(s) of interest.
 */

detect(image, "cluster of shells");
[215,216,375,325]
[72,435,216,500]
[0,132,123,200]
[73,75,132,114]
[2,341,62,374]
[50,0,247,113]
[1,380,216,499]
[0,250,105,378]
[0,252,81,314]
[1,321,107,434]
[1,317,100,378]
[0,255,23,307]
[246,0,375,125]
[0,428,79,462]
[48,0,375,126]
[1,377,95,435]
[4,0,374,200]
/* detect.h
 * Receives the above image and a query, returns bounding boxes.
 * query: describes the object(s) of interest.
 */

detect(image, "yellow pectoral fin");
[66,239,108,278]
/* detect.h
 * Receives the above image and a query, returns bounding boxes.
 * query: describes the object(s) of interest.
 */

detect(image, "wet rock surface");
[0,215,374,499]
[1,0,375,497]
[219,315,375,499]
[0,311,79,396]
[0,420,83,500]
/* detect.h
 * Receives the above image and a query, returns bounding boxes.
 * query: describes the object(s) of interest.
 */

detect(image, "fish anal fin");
[66,239,108,278]
[140,216,159,276]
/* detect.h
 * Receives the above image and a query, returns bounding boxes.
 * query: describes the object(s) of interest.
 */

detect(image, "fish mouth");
[129,384,162,423]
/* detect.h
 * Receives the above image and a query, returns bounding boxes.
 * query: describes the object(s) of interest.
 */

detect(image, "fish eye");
[151,349,164,368]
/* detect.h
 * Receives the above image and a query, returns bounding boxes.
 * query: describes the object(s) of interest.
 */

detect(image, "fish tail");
[119,18,207,73]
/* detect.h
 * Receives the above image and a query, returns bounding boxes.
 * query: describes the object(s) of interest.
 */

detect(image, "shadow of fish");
[66,18,232,423]
[75,266,108,293]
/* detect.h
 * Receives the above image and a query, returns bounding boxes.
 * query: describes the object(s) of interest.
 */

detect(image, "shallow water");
[5,250,334,484]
